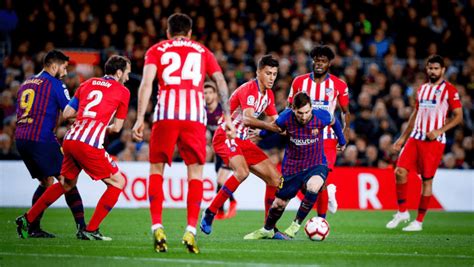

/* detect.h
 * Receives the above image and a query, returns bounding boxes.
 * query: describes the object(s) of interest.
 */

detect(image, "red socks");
[396,183,408,212]
[187,179,203,227]
[148,174,164,226]
[264,185,277,219]
[416,195,431,222]
[209,175,240,214]
[26,183,64,223]
[86,185,121,231]
[316,188,328,217]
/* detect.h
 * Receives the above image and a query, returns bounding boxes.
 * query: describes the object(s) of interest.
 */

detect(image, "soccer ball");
[304,217,330,241]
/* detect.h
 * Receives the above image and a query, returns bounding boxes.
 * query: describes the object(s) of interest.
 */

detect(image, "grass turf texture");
[1,208,473,266]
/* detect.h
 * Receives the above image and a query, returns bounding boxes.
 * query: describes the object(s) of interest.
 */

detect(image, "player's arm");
[211,71,236,138]
[107,118,125,133]
[242,108,281,132]
[327,111,346,148]
[132,64,157,141]
[340,104,351,141]
[427,107,463,140]
[392,107,418,152]
[63,97,79,120]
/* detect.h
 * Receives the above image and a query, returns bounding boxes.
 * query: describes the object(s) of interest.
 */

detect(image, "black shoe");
[15,214,29,239]
[80,228,112,241]
[76,224,86,239]
[28,228,56,238]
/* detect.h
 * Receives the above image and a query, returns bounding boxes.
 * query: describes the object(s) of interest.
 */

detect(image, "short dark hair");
[43,49,69,67]
[292,92,312,109]
[309,45,335,61]
[426,54,445,68]
[168,13,192,36]
[104,55,131,75]
[257,54,279,70]
[204,81,217,92]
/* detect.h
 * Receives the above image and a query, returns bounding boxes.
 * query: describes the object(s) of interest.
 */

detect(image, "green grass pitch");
[1,208,473,266]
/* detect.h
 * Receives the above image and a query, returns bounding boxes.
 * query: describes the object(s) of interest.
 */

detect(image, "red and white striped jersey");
[145,37,222,126]
[411,81,461,143]
[288,73,349,139]
[227,79,278,140]
[64,77,130,148]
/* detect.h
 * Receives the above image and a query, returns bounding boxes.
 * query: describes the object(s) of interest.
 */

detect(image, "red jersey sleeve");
[74,81,87,99]
[287,77,301,104]
[115,87,130,120]
[335,79,350,107]
[446,84,462,110]
[144,45,160,67]
[237,83,258,111]
[204,47,222,76]
[264,89,278,116]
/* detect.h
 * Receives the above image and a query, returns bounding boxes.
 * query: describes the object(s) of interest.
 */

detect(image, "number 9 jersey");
[144,37,222,125]
[64,76,130,149]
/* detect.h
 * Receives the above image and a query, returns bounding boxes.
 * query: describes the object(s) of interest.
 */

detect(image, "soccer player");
[204,81,237,220]
[287,45,350,218]
[386,55,463,231]
[244,92,346,239]
[131,13,235,254]
[16,55,131,241]
[200,55,284,236]
[14,49,85,238]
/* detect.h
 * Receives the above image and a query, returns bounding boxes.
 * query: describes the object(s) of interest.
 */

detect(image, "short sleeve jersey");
[227,79,278,140]
[15,71,71,142]
[276,108,332,176]
[410,81,462,143]
[287,73,349,139]
[64,76,130,148]
[145,37,222,126]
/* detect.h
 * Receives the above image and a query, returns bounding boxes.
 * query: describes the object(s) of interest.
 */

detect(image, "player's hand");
[336,144,346,152]
[268,122,282,133]
[132,118,145,142]
[248,128,262,144]
[224,115,236,139]
[391,138,404,153]
[426,129,442,140]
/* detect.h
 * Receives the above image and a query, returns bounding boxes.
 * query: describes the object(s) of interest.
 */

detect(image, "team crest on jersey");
[434,89,441,95]
[312,128,319,135]
[247,95,255,105]
[325,87,333,95]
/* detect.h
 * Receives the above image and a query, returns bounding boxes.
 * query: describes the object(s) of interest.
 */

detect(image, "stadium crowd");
[0,0,472,169]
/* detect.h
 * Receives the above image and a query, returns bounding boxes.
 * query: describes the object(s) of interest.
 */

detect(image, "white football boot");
[402,220,423,232]
[386,211,410,229]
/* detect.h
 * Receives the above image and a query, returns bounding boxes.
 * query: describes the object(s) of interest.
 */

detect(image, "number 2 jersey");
[145,37,222,126]
[64,76,130,149]
[15,71,71,142]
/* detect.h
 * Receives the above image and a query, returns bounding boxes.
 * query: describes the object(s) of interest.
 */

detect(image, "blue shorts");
[276,165,329,200]
[16,140,63,179]
[214,154,231,173]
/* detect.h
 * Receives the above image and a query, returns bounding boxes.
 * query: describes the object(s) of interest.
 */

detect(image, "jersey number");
[19,89,35,123]
[83,90,103,118]
[161,52,202,86]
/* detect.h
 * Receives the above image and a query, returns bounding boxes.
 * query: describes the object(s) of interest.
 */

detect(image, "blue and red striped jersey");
[276,108,332,176]
[15,71,70,142]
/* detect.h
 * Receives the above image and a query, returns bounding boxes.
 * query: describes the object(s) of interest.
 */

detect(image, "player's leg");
[217,167,237,219]
[148,121,178,251]
[249,158,283,219]
[201,154,249,235]
[315,139,337,217]
[285,166,328,238]
[28,176,54,237]
[386,139,417,229]
[244,198,290,240]
[79,171,124,241]
[403,178,433,232]
[403,141,444,232]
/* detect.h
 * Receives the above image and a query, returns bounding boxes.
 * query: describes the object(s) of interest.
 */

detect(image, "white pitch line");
[2,243,473,259]
[0,252,318,267]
